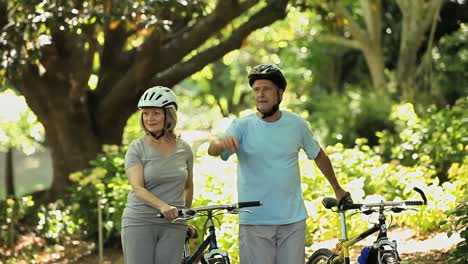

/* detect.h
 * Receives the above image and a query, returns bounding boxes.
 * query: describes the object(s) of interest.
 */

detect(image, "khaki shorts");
[239,219,306,264]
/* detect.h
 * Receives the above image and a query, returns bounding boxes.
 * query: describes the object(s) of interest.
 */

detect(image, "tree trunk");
[5,147,18,248]
[396,0,444,100]
[15,71,120,199]
[6,0,290,200]
[5,148,14,198]
[327,0,387,89]
[361,45,386,89]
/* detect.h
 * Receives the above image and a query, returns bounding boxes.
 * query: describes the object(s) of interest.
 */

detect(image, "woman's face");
[142,107,165,133]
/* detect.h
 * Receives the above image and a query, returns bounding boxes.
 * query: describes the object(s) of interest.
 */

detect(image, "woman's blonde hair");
[140,107,179,139]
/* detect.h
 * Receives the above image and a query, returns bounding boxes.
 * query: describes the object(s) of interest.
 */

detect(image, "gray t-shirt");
[122,137,193,227]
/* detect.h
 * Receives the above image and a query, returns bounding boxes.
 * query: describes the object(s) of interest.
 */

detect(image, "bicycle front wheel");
[381,253,399,264]
[306,248,339,264]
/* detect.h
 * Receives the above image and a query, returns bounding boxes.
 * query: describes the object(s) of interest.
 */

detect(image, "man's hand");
[334,188,353,204]
[219,136,240,154]
[208,135,240,156]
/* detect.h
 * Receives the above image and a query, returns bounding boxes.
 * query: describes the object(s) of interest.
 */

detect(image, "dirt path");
[75,248,454,264]
[306,228,461,264]
[75,229,461,263]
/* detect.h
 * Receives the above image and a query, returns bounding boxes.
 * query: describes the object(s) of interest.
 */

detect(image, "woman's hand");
[160,204,179,220]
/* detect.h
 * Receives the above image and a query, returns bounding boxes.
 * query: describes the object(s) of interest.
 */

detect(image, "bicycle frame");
[170,201,261,264]
[308,187,426,264]
[330,206,389,264]
[183,210,229,264]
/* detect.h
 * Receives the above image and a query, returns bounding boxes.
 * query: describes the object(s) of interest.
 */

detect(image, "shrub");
[444,158,468,264]
[67,145,130,245]
[377,98,467,182]
[303,89,394,148]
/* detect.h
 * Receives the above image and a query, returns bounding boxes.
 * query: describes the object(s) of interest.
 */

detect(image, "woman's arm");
[184,164,194,208]
[126,164,179,220]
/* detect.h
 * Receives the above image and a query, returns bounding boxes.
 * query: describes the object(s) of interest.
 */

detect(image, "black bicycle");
[159,201,262,264]
[307,187,427,264]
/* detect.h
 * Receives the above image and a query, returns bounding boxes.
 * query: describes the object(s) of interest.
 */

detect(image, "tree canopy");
[0,0,290,198]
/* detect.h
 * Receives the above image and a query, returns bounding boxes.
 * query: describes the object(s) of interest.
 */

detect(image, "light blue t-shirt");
[221,111,321,225]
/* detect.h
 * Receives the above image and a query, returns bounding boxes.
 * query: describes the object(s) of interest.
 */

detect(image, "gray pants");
[121,224,186,264]
[239,220,306,264]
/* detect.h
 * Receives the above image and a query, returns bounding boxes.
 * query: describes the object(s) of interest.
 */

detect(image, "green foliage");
[67,145,130,244]
[32,145,130,245]
[1,1,208,75]
[190,144,240,260]
[35,199,79,244]
[303,88,394,147]
[0,196,35,246]
[308,142,458,238]
[432,25,468,106]
[32,145,129,245]
[0,89,45,152]
[184,61,252,117]
[122,111,142,146]
[444,202,468,264]
[377,98,467,181]
[443,157,468,264]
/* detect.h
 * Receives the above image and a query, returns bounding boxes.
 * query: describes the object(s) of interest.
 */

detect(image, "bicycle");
[159,201,262,264]
[306,187,427,264]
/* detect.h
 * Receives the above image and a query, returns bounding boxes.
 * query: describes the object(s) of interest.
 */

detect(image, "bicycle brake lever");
[391,207,404,213]
[236,209,253,214]
[363,209,374,215]
[172,215,195,223]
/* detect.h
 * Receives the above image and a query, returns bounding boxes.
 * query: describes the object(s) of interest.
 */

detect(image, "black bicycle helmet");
[248,64,287,90]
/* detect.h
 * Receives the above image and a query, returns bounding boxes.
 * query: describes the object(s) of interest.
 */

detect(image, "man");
[208,64,351,264]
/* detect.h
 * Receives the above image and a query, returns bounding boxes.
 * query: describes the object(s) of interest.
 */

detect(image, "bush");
[304,89,394,147]
[444,157,468,264]
[67,145,130,245]
[309,141,458,237]
[377,98,467,182]
[0,196,35,246]
[444,202,468,264]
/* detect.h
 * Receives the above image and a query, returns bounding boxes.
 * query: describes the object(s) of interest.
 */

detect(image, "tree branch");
[151,0,289,85]
[0,1,7,30]
[332,1,368,43]
[361,0,382,45]
[315,34,361,49]
[97,0,289,121]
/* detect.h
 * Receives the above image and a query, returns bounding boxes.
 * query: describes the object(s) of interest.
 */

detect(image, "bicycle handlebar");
[156,201,263,218]
[338,187,427,211]
[341,199,425,211]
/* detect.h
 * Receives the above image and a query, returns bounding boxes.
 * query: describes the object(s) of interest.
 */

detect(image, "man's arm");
[208,136,240,156]
[314,147,348,201]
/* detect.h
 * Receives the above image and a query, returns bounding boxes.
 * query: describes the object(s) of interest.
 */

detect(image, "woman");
[121,86,194,264]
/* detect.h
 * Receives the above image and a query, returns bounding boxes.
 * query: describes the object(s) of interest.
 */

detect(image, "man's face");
[252,79,284,113]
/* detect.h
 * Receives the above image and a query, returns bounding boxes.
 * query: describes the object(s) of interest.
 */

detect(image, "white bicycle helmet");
[138,86,178,110]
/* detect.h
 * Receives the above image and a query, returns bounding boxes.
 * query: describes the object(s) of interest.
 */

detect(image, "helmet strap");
[258,89,282,119]
[149,130,165,140]
[144,108,167,140]
[258,104,280,119]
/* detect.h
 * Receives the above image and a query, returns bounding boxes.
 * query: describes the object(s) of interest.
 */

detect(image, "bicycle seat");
[186,224,198,239]
[322,197,338,209]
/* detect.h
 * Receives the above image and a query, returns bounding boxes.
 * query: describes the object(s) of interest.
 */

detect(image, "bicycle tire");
[306,248,341,264]
[381,253,399,264]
